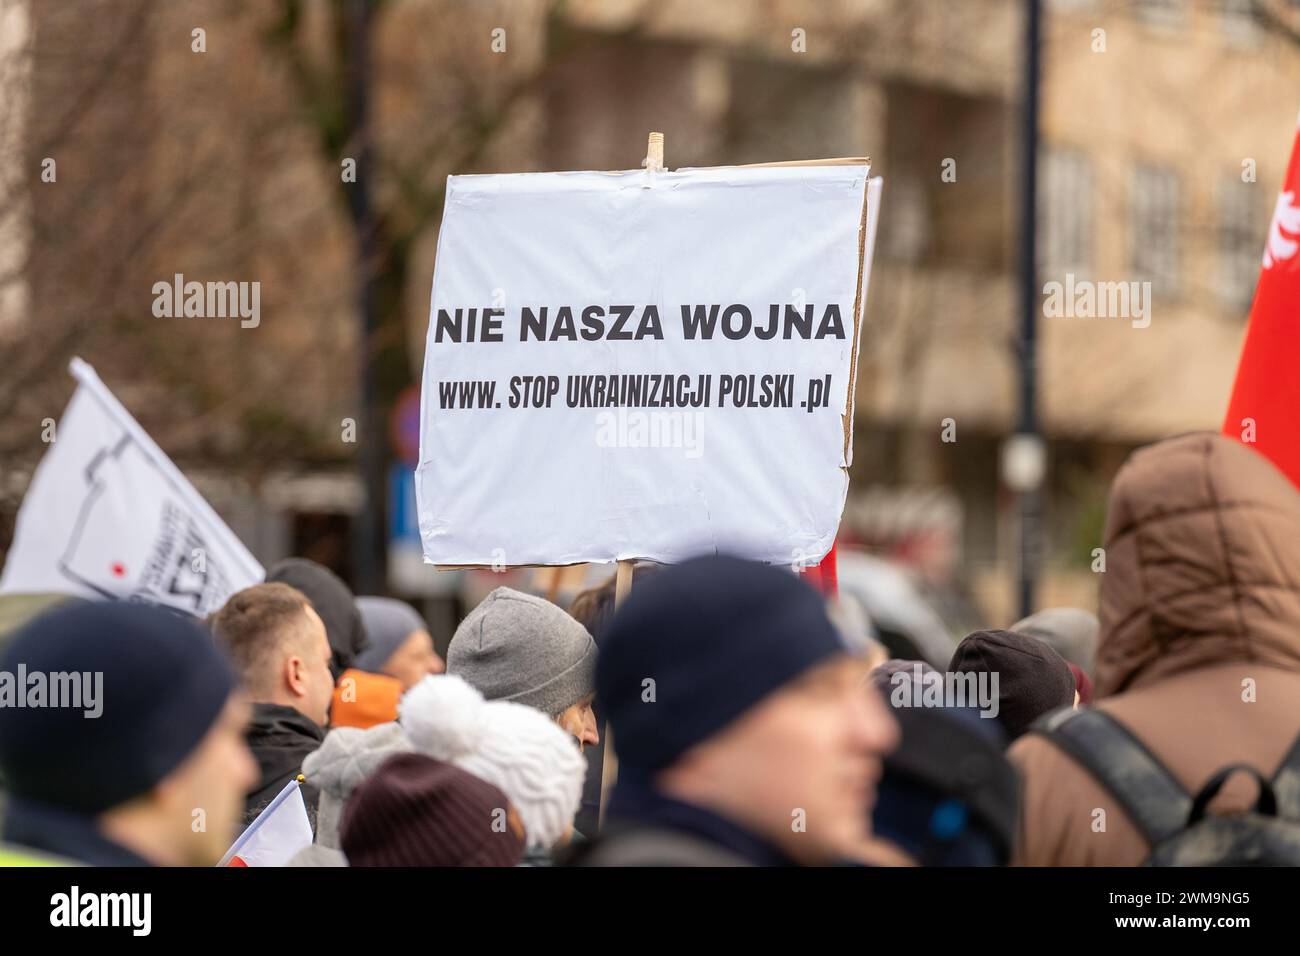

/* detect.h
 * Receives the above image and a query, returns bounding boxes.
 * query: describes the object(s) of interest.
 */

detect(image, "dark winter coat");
[563,780,795,867]
[244,703,324,827]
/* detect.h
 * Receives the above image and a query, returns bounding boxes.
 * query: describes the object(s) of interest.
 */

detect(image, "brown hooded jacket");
[1010,432,1300,865]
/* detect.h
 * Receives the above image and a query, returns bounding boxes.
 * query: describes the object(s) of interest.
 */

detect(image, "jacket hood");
[1096,432,1300,697]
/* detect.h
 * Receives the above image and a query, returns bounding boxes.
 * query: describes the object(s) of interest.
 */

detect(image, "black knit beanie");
[0,600,238,814]
[597,554,849,773]
[266,558,368,679]
[948,628,1075,741]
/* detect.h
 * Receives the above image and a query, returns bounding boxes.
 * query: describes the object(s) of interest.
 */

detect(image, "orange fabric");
[330,669,402,730]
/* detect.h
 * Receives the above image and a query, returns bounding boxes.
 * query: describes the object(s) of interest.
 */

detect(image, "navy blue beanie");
[597,555,848,773]
[0,600,238,814]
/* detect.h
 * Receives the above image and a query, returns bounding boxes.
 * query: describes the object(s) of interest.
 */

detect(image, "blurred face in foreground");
[101,694,259,866]
[383,628,445,690]
[658,655,898,864]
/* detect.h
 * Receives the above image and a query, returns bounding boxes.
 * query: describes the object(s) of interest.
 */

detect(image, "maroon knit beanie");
[340,752,524,866]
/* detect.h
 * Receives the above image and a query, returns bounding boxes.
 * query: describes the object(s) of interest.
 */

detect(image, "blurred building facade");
[534,0,1300,623]
[3,0,1299,632]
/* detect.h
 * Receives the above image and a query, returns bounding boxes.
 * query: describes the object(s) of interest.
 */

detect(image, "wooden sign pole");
[645,130,664,173]
[614,559,635,603]
[596,132,663,831]
[597,557,630,830]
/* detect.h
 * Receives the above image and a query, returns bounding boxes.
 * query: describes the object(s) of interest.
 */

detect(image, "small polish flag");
[218,778,313,868]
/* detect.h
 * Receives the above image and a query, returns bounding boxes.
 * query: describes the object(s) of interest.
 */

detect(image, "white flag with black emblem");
[0,358,263,615]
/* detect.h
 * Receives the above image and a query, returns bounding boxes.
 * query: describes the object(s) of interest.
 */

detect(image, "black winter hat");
[266,558,368,679]
[948,629,1075,741]
[0,600,239,814]
[597,555,849,773]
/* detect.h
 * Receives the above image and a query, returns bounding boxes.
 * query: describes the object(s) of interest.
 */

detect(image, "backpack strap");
[1189,764,1276,824]
[1270,729,1300,820]
[1032,708,1191,845]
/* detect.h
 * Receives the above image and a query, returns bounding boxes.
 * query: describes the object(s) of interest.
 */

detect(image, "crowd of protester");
[1,430,1298,866]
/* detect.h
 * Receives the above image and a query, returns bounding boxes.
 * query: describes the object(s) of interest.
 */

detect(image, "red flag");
[1224,116,1300,486]
[803,539,839,597]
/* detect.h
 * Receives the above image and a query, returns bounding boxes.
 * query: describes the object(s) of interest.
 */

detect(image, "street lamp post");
[1011,0,1044,619]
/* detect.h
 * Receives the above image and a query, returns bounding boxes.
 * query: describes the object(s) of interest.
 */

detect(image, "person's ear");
[285,654,306,698]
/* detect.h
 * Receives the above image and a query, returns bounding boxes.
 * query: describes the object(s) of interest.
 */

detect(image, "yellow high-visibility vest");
[0,843,71,866]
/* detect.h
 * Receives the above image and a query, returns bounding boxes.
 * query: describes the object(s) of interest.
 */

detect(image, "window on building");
[542,33,713,172]
[724,58,862,165]
[882,82,1010,271]
[291,511,353,583]
[1131,164,1181,298]
[1133,0,1185,28]
[1038,147,1093,278]
[1217,173,1265,310]
[1218,0,1259,45]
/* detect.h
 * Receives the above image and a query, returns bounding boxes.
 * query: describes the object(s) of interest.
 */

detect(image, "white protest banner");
[417,160,881,567]
[218,779,313,867]
[0,357,264,614]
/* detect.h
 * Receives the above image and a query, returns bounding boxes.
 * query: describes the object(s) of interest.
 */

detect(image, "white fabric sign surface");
[418,163,881,566]
[0,358,263,614]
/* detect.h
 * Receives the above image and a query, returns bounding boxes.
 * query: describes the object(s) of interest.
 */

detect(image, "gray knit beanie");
[1010,607,1099,676]
[355,597,426,674]
[446,587,597,717]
